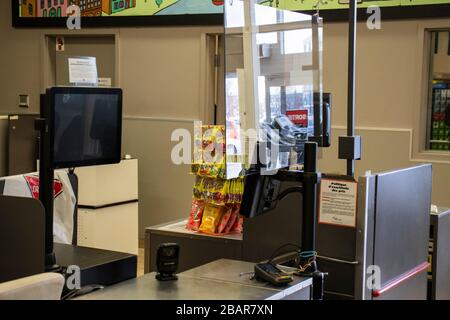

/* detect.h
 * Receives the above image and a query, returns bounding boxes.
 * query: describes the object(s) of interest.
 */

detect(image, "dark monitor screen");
[47,87,122,169]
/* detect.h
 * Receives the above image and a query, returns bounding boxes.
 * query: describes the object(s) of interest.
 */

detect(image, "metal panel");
[315,175,373,300]
[0,195,45,283]
[375,273,428,301]
[319,260,356,297]
[372,164,432,300]
[354,174,376,300]
[432,209,450,300]
[242,180,303,263]
[7,114,39,176]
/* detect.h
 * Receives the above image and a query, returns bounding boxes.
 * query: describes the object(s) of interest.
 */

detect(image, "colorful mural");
[17,0,450,17]
[18,0,224,17]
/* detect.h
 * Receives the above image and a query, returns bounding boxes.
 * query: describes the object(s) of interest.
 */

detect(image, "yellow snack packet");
[199,204,225,234]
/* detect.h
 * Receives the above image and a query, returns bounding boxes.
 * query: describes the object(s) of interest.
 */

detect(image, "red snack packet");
[217,206,233,234]
[186,199,205,231]
[224,205,239,233]
[232,214,244,233]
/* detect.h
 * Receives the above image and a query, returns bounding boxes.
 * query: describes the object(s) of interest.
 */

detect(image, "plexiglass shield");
[224,0,323,178]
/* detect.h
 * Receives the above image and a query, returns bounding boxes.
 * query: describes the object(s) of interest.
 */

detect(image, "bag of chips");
[217,205,233,234]
[232,213,244,233]
[224,204,240,233]
[199,203,225,234]
[186,199,205,231]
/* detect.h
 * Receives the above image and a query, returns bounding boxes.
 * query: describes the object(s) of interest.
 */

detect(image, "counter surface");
[76,259,312,300]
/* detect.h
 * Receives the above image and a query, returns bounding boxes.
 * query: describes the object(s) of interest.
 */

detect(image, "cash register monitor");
[47,87,123,169]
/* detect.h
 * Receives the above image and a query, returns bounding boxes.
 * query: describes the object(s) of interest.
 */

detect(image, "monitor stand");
[274,142,327,300]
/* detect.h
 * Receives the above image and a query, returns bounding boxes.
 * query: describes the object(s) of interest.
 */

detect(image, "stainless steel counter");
[76,259,312,300]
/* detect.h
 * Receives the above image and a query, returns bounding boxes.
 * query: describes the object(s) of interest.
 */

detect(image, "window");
[426,30,450,152]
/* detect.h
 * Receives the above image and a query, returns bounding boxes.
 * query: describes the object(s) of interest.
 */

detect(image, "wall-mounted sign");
[318,178,358,228]
[68,57,98,85]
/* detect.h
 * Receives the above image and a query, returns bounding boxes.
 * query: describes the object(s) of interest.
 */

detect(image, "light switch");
[18,94,30,108]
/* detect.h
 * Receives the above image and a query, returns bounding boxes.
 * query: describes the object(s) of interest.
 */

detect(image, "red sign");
[286,110,308,127]
[24,175,63,200]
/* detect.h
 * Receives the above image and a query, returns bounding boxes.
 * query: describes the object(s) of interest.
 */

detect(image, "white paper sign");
[68,57,98,85]
[318,178,357,227]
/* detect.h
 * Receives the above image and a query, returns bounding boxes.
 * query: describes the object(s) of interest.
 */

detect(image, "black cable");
[277,186,303,201]
[263,186,303,204]
[61,289,79,300]
[267,243,301,264]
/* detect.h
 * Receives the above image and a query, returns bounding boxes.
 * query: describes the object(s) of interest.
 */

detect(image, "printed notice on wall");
[318,178,357,228]
[68,57,98,85]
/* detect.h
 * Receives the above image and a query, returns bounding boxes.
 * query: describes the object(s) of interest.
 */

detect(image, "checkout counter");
[76,259,312,300]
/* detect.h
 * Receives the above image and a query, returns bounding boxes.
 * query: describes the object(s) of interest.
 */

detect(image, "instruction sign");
[68,57,98,85]
[318,178,357,228]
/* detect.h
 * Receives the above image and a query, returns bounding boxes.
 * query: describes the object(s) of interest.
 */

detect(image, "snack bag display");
[188,123,244,235]
[186,199,205,231]
[199,204,225,234]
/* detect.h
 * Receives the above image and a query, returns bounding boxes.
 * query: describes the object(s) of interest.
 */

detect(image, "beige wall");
[0,0,449,240]
[319,19,450,207]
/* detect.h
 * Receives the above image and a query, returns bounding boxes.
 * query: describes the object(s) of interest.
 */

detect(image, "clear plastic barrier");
[224,0,323,178]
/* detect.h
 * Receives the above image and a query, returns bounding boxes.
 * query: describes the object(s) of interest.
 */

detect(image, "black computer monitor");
[45,87,123,169]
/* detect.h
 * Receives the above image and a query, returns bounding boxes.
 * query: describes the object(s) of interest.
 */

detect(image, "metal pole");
[312,15,322,142]
[347,0,357,177]
[214,34,219,125]
[302,142,318,252]
[38,94,58,271]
